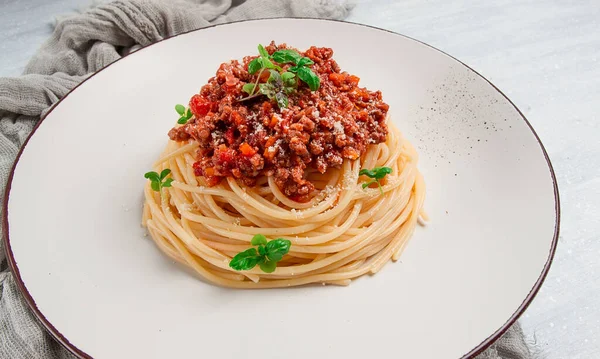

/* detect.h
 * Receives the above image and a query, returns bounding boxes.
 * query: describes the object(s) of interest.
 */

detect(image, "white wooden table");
[1,1,598,358]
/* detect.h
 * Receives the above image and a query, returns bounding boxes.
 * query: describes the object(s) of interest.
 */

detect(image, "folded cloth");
[0,1,533,358]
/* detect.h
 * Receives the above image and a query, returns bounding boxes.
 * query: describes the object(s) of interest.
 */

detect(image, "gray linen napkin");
[0,1,533,358]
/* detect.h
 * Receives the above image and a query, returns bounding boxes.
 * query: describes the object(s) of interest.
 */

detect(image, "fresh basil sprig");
[144,169,174,192]
[175,104,193,124]
[248,44,282,74]
[359,166,392,195]
[229,234,292,273]
[271,49,302,65]
[243,70,297,109]
[278,54,320,91]
[240,44,320,108]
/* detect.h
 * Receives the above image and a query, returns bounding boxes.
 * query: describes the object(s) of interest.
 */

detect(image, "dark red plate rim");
[2,18,560,359]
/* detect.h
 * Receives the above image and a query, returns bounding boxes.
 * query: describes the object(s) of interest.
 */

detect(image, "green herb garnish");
[286,57,320,91]
[271,47,320,91]
[229,234,292,273]
[240,44,320,108]
[359,166,392,195]
[144,169,174,192]
[271,49,302,65]
[175,104,193,124]
[294,66,320,91]
[248,44,282,74]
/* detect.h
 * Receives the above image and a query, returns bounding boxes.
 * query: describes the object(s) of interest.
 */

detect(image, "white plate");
[4,19,559,359]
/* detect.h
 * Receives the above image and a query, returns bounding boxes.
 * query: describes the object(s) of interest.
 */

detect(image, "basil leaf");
[251,234,268,246]
[258,245,267,257]
[242,83,256,95]
[265,239,291,262]
[297,67,320,91]
[275,92,288,109]
[259,260,277,273]
[150,181,160,192]
[175,104,185,115]
[360,167,391,195]
[259,83,276,99]
[288,65,299,73]
[272,49,302,65]
[262,57,277,70]
[144,171,160,182]
[374,167,392,179]
[258,44,269,58]
[185,108,193,119]
[229,248,262,271]
[248,57,263,74]
[359,169,377,178]
[282,71,295,81]
[297,57,314,67]
[268,70,282,86]
[177,116,188,124]
[162,178,174,188]
[160,169,171,180]
[281,72,296,88]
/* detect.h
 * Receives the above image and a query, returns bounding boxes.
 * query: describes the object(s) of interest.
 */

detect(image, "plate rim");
[2,17,560,359]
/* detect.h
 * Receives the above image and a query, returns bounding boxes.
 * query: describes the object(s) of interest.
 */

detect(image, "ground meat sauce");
[168,42,389,202]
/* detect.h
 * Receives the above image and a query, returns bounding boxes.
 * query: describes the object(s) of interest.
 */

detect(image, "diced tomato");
[239,142,257,157]
[189,95,212,117]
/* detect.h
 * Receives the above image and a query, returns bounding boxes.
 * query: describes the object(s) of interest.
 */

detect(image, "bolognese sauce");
[168,41,389,201]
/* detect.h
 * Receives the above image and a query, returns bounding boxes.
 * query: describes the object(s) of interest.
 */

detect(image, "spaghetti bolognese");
[142,42,426,288]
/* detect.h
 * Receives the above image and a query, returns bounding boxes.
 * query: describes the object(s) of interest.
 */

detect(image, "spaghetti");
[142,120,425,288]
